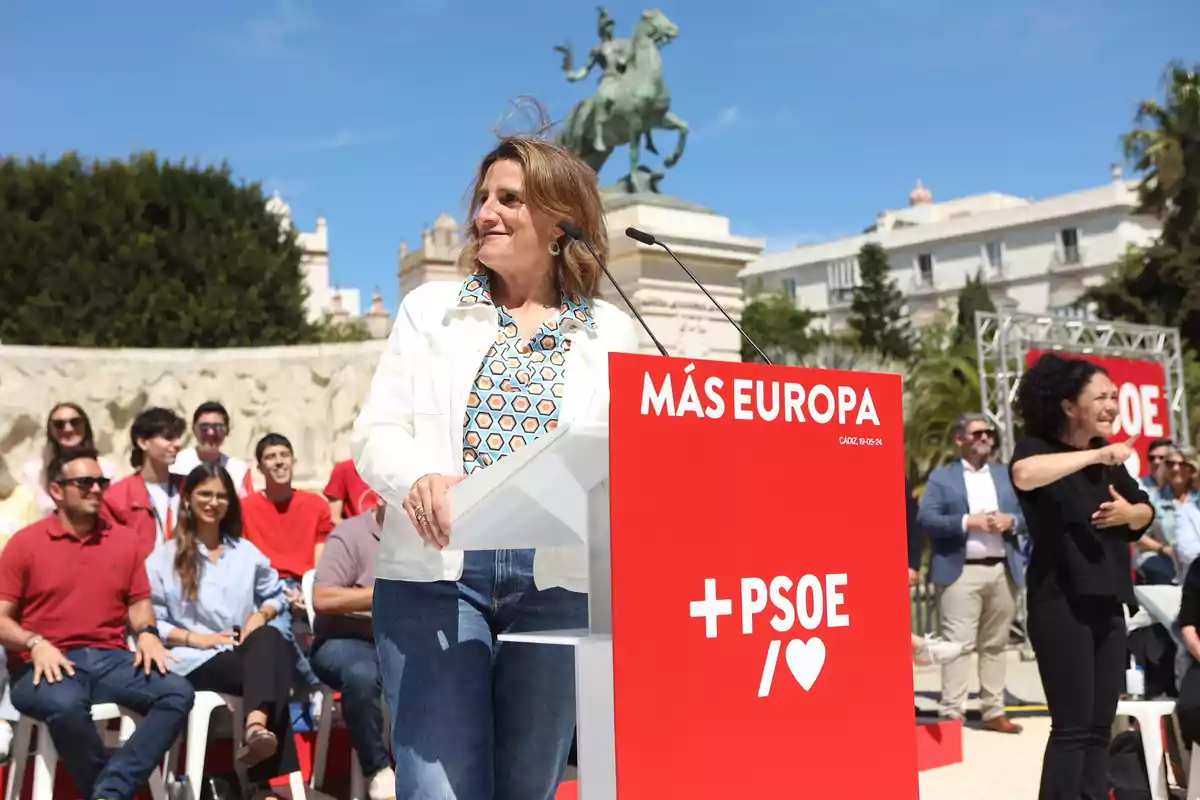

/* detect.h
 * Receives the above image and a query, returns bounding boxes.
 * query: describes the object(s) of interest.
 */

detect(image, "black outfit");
[1173,560,1200,743]
[187,625,299,784]
[1011,435,1153,800]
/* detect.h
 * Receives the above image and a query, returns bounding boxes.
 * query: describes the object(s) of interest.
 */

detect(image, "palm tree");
[902,316,982,487]
[1123,61,1200,227]
[801,342,904,375]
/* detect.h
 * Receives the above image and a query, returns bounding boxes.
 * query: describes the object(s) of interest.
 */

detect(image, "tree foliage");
[739,288,824,364]
[954,270,996,349]
[0,152,322,347]
[903,315,982,485]
[847,242,912,361]
[1086,62,1200,353]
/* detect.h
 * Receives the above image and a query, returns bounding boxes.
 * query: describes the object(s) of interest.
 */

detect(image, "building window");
[916,253,934,286]
[781,278,796,299]
[1048,302,1092,320]
[827,257,858,304]
[1059,228,1081,264]
[984,240,1003,273]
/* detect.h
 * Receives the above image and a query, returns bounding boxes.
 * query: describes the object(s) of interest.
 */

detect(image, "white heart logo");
[785,638,826,691]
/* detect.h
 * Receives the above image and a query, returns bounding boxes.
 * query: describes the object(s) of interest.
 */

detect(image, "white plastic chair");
[5,702,169,800]
[1117,698,1177,800]
[164,690,309,800]
[303,568,381,799]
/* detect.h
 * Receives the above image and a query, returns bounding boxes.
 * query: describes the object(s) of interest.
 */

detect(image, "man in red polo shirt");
[243,433,332,691]
[323,458,381,524]
[0,447,193,800]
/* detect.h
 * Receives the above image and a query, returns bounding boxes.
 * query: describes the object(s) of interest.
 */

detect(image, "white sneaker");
[914,637,974,666]
[0,721,12,763]
[368,767,397,800]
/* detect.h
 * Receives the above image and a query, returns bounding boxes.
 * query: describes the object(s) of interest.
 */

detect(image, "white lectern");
[447,422,617,799]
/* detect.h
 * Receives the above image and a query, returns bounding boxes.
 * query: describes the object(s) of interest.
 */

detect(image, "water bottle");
[1125,655,1145,700]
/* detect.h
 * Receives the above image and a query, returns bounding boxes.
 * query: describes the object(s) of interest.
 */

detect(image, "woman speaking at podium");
[1010,353,1154,800]
[352,136,638,800]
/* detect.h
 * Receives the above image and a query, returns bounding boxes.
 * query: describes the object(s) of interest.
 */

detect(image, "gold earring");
[548,241,561,257]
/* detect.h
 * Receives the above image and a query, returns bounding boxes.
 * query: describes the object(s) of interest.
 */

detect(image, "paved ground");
[915,650,1051,800]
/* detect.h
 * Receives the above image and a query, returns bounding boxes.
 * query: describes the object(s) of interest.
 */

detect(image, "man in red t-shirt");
[323,458,381,524]
[0,446,193,800]
[242,433,332,691]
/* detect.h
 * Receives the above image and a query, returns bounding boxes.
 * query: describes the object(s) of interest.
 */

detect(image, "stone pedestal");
[601,193,764,362]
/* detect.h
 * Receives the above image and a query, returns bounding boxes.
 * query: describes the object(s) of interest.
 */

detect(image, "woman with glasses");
[145,462,299,789]
[1158,447,1200,578]
[20,403,117,514]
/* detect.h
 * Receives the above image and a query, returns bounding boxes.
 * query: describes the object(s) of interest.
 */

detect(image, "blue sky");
[3,0,1198,312]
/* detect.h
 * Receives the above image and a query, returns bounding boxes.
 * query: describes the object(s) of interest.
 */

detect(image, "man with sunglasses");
[1142,438,1174,491]
[918,412,1026,733]
[170,401,255,498]
[0,446,194,800]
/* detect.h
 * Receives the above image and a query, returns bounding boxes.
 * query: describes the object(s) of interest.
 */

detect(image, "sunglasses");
[55,476,110,492]
[1167,460,1193,469]
[51,417,85,432]
[1149,454,1167,463]
[196,423,228,435]
[968,429,996,441]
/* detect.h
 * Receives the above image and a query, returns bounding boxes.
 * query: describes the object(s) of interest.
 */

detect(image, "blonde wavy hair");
[456,137,607,300]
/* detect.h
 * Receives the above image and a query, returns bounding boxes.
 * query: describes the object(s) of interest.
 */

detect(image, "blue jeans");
[277,577,321,690]
[10,647,195,800]
[374,549,587,800]
[311,636,391,777]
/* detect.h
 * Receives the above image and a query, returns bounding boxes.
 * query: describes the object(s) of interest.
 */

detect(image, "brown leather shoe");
[981,716,1023,734]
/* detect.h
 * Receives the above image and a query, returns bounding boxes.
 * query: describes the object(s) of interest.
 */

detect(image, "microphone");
[558,221,669,357]
[625,227,773,365]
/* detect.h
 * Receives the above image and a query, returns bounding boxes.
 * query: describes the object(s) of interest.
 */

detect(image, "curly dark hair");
[1015,353,1108,440]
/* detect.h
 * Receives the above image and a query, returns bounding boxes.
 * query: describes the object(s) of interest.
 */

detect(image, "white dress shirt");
[352,280,639,590]
[961,460,1005,560]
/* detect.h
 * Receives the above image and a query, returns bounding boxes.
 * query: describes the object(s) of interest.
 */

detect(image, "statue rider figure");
[558,7,630,153]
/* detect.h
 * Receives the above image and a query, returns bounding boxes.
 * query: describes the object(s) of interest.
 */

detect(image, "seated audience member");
[1172,557,1200,742]
[311,503,395,799]
[0,446,193,800]
[171,401,255,498]
[146,462,298,786]
[104,407,187,557]
[242,433,332,692]
[21,402,117,514]
[323,458,381,525]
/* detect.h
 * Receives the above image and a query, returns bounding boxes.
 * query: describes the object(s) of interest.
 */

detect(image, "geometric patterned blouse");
[456,271,596,475]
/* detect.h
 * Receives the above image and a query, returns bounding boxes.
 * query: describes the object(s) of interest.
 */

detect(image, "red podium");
[441,353,919,798]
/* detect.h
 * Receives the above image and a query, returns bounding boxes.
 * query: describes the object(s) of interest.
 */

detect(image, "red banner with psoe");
[607,353,917,798]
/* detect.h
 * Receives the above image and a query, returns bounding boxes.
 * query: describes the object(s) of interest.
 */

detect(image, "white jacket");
[352,280,639,590]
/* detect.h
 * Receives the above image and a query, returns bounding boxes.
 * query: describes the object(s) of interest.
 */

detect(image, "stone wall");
[0,341,386,490]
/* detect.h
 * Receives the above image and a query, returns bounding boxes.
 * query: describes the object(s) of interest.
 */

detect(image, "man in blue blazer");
[918,412,1026,734]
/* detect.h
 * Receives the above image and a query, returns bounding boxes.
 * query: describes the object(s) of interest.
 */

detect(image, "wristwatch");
[134,625,161,639]
[24,634,45,652]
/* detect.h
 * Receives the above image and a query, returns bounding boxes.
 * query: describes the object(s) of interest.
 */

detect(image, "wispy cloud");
[263,176,312,200]
[224,0,316,59]
[715,105,741,129]
[277,128,409,155]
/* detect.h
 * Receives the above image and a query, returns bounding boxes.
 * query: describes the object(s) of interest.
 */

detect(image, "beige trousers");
[937,562,1016,721]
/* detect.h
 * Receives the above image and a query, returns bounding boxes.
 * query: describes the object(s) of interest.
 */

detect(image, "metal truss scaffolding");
[975,311,1189,462]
